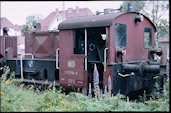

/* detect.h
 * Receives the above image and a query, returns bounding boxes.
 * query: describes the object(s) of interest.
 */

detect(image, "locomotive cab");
[74,27,107,89]
[58,11,164,97]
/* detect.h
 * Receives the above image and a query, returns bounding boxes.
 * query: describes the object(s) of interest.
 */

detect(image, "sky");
[1,1,123,25]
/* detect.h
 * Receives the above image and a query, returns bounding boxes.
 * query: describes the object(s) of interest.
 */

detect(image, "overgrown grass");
[0,66,170,112]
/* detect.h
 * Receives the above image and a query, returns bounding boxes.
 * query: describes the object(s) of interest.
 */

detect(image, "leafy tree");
[120,0,169,47]
[120,1,146,12]
[142,1,169,47]
[21,25,30,36]
[21,14,43,36]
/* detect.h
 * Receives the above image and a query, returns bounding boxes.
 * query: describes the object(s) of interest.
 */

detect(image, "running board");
[15,78,60,86]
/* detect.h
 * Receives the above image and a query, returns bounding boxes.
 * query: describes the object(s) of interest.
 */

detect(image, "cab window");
[144,27,152,48]
[114,23,127,48]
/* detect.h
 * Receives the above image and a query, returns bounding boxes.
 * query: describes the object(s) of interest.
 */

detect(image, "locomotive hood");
[58,12,156,31]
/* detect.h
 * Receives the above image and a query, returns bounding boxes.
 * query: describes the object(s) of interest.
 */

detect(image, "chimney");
[56,8,59,13]
[3,27,9,36]
[76,6,79,14]
[68,8,73,13]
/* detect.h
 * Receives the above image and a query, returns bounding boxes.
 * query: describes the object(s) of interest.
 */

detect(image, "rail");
[56,48,59,69]
[104,48,108,72]
[20,53,34,80]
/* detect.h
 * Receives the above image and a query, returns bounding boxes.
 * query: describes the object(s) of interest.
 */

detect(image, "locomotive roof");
[58,12,156,31]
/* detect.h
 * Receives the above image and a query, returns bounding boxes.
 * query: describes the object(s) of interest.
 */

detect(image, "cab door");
[59,29,88,89]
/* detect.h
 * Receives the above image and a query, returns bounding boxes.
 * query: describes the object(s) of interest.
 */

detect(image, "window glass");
[74,29,85,54]
[144,28,152,48]
[114,23,127,48]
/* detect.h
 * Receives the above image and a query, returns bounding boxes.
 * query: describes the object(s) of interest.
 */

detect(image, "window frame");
[114,23,127,48]
[144,27,152,48]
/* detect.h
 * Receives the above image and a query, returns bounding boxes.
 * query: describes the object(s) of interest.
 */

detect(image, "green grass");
[0,66,170,112]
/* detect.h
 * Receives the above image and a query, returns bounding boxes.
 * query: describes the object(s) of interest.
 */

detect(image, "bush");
[0,66,169,112]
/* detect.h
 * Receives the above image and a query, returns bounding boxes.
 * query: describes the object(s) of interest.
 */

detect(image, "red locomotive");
[0,9,168,97]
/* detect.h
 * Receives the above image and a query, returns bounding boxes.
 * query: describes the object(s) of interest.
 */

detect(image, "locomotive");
[0,8,168,97]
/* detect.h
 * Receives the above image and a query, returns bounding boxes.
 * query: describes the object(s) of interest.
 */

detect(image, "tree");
[21,25,30,36]
[120,1,146,12]
[120,0,169,47]
[21,14,43,35]
[142,1,169,47]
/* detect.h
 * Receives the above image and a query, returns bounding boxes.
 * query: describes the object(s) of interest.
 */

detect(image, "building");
[0,17,22,36]
[0,17,25,55]
[41,6,94,31]
[158,26,169,60]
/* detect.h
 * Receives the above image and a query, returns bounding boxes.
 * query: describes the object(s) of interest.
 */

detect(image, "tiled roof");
[41,12,57,31]
[158,37,169,42]
[0,17,23,31]
[40,6,94,31]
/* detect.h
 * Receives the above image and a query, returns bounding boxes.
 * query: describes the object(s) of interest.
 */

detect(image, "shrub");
[0,66,169,112]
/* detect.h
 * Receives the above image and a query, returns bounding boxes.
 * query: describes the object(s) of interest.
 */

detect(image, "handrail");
[84,29,87,71]
[56,48,59,69]
[20,53,34,80]
[104,48,108,72]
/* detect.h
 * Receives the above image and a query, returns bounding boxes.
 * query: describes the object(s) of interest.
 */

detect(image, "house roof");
[1,17,15,29]
[40,7,94,31]
[158,37,169,43]
[41,11,57,30]
[0,17,23,31]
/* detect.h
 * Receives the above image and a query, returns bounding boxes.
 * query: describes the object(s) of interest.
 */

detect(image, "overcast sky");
[1,1,123,25]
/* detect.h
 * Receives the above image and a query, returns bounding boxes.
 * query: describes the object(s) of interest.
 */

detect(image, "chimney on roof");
[56,8,59,13]
[76,6,79,14]
[3,27,9,36]
[68,8,73,13]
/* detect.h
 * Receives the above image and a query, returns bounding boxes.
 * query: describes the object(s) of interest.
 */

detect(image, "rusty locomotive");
[0,9,168,97]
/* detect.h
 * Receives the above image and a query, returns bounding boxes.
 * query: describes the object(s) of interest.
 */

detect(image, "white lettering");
[76,81,83,84]
[68,79,75,84]
[64,70,78,75]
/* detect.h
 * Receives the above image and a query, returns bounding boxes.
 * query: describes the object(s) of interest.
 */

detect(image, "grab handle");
[20,53,34,80]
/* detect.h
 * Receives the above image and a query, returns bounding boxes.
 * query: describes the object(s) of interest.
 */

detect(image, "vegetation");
[21,14,43,36]
[120,1,169,47]
[0,66,169,112]
[120,1,146,12]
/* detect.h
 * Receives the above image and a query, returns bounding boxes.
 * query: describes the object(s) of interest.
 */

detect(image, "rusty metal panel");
[33,34,50,57]
[53,34,60,57]
[25,33,33,54]
[109,13,156,63]
[103,66,113,89]
[25,31,59,58]
[0,36,5,57]
[3,36,17,58]
[59,30,88,88]
[160,46,167,65]
[60,55,87,88]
